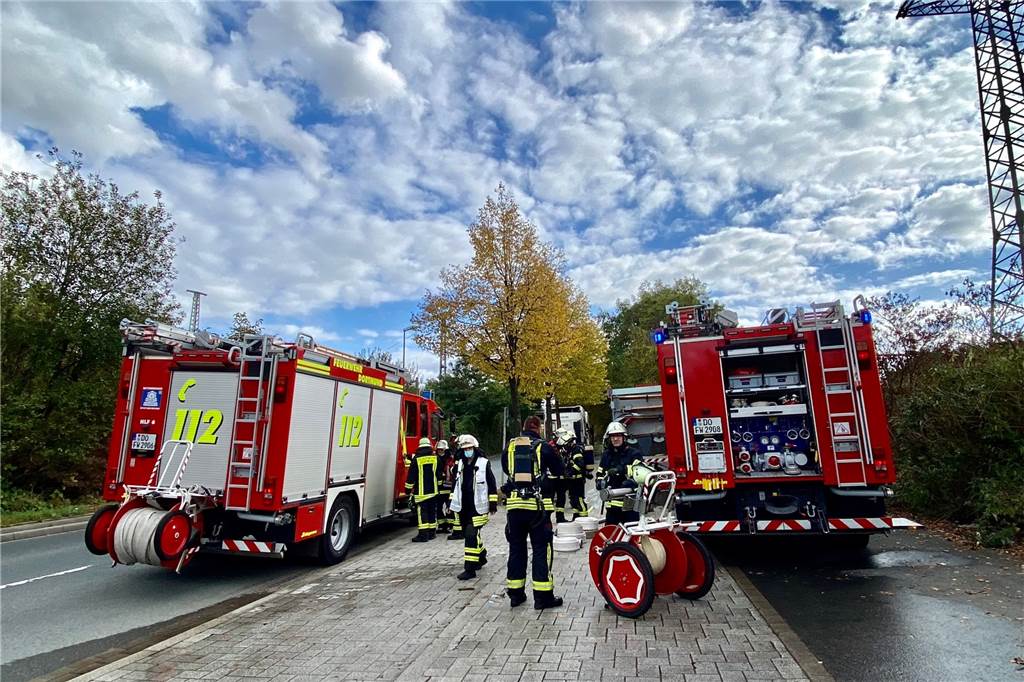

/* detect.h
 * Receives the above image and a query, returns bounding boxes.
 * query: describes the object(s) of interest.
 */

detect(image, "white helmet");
[457,434,479,449]
[437,439,449,451]
[604,421,628,439]
[555,427,575,446]
[417,437,432,449]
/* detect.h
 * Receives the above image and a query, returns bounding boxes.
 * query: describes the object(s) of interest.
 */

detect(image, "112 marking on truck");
[84,321,443,571]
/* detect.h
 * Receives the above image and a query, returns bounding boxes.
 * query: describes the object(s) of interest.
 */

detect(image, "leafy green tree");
[602,278,710,387]
[1,149,180,495]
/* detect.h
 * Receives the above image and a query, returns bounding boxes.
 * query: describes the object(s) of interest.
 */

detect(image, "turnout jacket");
[502,429,564,511]
[405,446,439,502]
[558,443,586,480]
[450,454,498,517]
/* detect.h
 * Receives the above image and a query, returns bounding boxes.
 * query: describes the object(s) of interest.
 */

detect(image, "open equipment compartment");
[720,342,821,480]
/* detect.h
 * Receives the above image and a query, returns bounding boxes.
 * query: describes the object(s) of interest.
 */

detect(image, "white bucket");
[555,521,583,539]
[552,535,581,552]
[576,516,600,533]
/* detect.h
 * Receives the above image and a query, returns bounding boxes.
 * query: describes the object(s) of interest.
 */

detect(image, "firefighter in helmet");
[435,439,456,535]
[596,421,644,525]
[554,427,587,523]
[449,434,498,580]
[501,415,564,610]
[405,437,439,541]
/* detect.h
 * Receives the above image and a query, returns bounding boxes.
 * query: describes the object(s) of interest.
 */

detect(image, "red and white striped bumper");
[679,517,922,533]
[221,539,287,554]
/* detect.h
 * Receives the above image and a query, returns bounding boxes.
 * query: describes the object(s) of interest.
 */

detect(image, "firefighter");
[596,421,644,525]
[449,434,498,580]
[435,439,456,535]
[554,427,587,522]
[405,437,438,541]
[501,415,564,610]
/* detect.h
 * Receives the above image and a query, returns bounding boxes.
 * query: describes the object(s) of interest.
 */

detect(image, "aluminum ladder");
[224,336,279,511]
[803,302,869,487]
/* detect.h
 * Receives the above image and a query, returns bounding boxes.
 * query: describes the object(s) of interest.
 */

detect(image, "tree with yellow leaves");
[413,184,606,430]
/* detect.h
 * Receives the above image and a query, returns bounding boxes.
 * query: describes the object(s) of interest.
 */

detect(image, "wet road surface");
[713,529,1024,681]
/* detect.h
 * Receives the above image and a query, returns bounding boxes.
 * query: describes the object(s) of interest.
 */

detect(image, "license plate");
[693,417,723,435]
[131,433,157,451]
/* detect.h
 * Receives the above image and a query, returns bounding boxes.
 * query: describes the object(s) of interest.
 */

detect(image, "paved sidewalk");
[77,509,811,682]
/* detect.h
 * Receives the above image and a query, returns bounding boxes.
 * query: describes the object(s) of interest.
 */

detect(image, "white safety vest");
[450,457,489,515]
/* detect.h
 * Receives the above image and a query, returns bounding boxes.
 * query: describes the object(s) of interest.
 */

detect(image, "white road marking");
[0,564,91,589]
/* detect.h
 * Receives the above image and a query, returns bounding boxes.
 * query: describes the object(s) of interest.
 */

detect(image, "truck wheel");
[674,532,715,600]
[84,504,120,555]
[320,496,357,565]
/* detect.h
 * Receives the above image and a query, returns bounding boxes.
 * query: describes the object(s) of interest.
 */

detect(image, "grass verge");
[0,489,102,527]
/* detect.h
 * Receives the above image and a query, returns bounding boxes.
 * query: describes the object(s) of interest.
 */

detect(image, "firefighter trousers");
[505,508,554,594]
[416,496,437,531]
[556,478,587,519]
[459,509,488,571]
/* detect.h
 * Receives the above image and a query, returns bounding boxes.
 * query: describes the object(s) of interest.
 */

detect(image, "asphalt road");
[0,518,411,682]
[713,529,1024,682]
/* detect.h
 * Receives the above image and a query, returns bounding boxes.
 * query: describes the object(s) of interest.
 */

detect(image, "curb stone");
[1,516,91,543]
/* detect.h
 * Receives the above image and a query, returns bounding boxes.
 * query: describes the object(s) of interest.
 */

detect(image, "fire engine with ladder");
[642,297,920,543]
[84,320,443,571]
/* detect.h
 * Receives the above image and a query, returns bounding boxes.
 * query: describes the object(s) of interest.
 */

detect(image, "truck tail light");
[663,358,677,383]
[856,341,871,368]
[274,376,289,401]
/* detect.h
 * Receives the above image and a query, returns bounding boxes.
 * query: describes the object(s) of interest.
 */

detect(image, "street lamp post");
[402,325,414,368]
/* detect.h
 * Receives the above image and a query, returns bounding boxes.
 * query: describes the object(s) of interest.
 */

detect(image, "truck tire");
[320,495,357,565]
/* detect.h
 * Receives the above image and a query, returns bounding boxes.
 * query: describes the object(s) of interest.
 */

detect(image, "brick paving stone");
[74,509,809,682]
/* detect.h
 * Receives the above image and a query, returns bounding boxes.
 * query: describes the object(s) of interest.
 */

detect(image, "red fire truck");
[84,321,444,571]
[648,298,919,542]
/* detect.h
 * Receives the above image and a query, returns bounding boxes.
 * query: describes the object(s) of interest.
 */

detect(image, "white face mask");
[463,448,475,458]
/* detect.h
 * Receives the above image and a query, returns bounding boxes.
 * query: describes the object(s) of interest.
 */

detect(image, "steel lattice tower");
[898,0,1024,336]
[186,289,206,333]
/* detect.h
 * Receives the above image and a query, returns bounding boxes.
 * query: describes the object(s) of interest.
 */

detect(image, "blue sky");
[1,1,990,378]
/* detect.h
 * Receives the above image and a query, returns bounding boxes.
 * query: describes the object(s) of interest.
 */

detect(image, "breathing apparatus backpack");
[508,436,542,487]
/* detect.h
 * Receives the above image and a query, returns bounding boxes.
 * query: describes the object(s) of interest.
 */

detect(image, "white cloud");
[0,0,993,336]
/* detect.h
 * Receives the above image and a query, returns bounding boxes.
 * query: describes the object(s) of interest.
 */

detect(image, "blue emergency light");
[651,328,667,344]
[421,389,433,399]
[859,310,872,324]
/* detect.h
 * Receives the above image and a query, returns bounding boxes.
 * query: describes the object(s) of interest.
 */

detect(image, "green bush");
[886,343,1024,547]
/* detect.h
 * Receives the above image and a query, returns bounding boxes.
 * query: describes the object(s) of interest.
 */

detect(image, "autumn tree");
[1,149,180,496]
[413,184,605,430]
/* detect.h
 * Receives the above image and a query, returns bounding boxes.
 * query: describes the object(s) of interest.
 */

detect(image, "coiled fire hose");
[113,508,166,565]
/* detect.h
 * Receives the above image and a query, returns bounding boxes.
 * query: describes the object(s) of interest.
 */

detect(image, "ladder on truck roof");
[224,336,282,512]
[797,301,872,488]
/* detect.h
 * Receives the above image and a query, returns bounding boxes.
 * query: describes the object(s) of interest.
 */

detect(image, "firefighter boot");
[534,591,564,610]
[456,568,477,581]
[555,512,567,524]
[448,530,464,541]
[508,588,527,608]
[479,548,488,567]
[411,530,431,543]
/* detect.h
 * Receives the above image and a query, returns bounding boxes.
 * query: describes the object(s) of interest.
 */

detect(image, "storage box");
[763,371,800,387]
[728,374,763,389]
